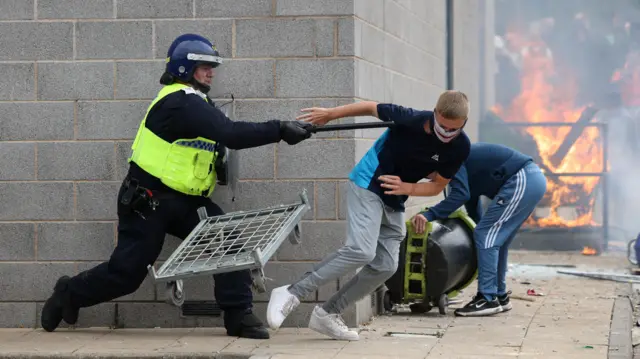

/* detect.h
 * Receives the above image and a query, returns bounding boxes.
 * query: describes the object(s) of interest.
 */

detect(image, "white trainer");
[266,285,300,330]
[308,306,360,341]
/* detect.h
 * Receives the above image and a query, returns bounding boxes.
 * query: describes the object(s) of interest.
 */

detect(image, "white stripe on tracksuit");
[484,169,527,249]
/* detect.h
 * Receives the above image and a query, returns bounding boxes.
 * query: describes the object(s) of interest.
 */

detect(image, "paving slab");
[0,251,633,359]
[0,329,34,343]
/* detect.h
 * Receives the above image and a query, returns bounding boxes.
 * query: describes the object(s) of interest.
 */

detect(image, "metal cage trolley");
[147,190,311,306]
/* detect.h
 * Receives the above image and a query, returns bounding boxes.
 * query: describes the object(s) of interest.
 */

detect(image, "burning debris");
[582,246,598,256]
[485,1,640,251]
[489,48,606,229]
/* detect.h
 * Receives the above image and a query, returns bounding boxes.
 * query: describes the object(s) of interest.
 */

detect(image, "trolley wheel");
[165,280,185,307]
[438,294,447,315]
[409,302,432,314]
[628,239,638,265]
[251,269,267,293]
[287,224,302,245]
[383,291,393,312]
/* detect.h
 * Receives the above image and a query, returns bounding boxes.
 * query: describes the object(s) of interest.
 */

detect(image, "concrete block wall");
[344,0,483,218]
[0,0,488,329]
[452,0,481,141]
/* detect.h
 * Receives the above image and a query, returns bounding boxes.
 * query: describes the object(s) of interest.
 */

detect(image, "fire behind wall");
[480,0,640,249]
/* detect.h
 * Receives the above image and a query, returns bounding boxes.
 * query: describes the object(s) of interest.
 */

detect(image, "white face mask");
[433,118,463,143]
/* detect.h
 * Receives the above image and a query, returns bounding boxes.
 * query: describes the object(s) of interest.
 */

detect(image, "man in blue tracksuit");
[412,142,547,316]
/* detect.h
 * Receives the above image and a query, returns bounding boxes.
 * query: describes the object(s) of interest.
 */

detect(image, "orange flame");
[492,38,603,227]
[582,246,597,256]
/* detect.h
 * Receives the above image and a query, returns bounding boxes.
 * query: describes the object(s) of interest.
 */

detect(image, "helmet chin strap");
[187,66,211,94]
[189,78,211,94]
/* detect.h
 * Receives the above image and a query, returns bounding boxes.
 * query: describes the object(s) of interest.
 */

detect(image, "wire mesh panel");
[149,190,309,283]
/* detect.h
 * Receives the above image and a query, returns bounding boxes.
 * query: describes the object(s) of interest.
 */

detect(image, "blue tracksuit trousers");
[634,232,640,266]
[474,162,547,299]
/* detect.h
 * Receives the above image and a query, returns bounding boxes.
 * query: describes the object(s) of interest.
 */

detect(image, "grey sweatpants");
[288,180,406,314]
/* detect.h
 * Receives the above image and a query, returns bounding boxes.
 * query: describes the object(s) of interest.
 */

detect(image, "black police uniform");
[40,86,311,339]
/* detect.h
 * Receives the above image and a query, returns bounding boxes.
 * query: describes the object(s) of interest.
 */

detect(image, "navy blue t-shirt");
[462,142,534,199]
[349,103,471,211]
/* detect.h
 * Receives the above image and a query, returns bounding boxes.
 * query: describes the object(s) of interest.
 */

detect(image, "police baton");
[307,121,395,133]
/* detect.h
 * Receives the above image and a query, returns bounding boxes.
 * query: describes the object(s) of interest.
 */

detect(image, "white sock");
[315,306,329,316]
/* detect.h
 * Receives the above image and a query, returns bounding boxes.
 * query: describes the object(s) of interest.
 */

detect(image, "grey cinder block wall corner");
[0,0,489,328]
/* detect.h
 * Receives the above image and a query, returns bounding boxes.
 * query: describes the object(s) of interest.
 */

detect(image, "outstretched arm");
[180,93,309,149]
[329,101,380,120]
[297,101,428,128]
[296,101,380,125]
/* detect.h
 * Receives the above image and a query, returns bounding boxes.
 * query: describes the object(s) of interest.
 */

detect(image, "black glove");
[280,121,312,145]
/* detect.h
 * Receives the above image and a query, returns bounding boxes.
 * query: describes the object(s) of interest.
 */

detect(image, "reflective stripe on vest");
[128,83,219,197]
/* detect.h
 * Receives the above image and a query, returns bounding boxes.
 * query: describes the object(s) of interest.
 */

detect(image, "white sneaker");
[266,285,300,330]
[308,306,360,341]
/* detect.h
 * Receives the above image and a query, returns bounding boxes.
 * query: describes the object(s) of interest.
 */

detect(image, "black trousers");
[66,180,253,311]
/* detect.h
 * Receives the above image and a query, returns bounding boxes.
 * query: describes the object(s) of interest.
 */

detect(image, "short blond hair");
[435,90,469,120]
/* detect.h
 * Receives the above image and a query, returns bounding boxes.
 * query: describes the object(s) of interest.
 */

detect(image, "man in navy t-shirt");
[412,143,547,317]
[266,91,471,340]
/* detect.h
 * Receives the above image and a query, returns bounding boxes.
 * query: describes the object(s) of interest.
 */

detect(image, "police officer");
[40,33,312,339]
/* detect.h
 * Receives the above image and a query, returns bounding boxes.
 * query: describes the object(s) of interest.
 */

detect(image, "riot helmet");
[160,33,222,94]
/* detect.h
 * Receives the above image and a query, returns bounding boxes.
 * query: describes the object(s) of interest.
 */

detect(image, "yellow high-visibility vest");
[129,83,219,197]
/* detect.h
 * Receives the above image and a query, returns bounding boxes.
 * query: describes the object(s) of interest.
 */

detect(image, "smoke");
[487,0,640,247]
[599,107,640,238]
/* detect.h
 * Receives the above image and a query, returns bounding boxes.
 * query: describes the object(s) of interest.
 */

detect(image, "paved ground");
[630,282,640,359]
[0,250,633,359]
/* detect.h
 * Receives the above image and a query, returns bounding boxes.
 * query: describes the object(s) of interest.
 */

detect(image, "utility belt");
[120,177,160,219]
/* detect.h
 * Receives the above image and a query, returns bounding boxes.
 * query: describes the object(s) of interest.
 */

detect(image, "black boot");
[223,308,270,339]
[41,276,80,332]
